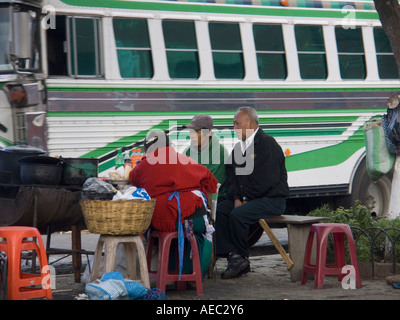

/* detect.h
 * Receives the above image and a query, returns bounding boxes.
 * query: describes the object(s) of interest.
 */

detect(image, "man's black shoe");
[221,254,250,279]
[237,264,250,276]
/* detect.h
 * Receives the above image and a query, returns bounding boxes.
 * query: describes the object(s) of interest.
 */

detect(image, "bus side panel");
[25,112,48,152]
[0,89,14,147]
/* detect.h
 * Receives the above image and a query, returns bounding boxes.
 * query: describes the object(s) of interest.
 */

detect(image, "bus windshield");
[0,4,41,73]
[0,6,11,72]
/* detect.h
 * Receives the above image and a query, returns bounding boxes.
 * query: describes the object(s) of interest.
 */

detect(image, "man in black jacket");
[216,106,289,279]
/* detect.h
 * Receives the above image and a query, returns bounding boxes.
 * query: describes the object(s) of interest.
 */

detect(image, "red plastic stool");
[146,230,203,296]
[0,226,52,300]
[301,223,361,289]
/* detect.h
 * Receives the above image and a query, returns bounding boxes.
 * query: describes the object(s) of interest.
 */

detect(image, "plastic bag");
[364,117,394,182]
[81,177,117,200]
[383,92,400,155]
[85,271,148,300]
[112,186,151,201]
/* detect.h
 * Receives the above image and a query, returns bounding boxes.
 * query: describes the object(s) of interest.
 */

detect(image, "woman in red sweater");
[129,130,218,278]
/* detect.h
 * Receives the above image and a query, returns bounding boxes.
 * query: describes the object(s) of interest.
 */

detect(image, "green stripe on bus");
[49,109,374,172]
[258,116,359,124]
[60,0,379,20]
[85,119,174,172]
[85,120,361,172]
[285,126,365,171]
[0,138,12,147]
[170,127,349,138]
[95,125,364,172]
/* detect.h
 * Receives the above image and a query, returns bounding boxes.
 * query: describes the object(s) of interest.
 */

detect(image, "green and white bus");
[0,0,398,217]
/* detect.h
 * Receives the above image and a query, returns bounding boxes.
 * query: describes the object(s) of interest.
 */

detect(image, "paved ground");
[51,254,400,301]
[42,230,400,301]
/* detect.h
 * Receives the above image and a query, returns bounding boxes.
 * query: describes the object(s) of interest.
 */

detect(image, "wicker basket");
[80,199,156,235]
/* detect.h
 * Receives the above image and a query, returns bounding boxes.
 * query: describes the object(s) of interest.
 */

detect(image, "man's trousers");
[215,196,286,258]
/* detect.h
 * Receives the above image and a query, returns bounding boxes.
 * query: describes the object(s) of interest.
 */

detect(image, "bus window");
[295,25,327,80]
[162,20,199,79]
[47,16,67,76]
[68,17,102,77]
[335,26,366,80]
[253,24,287,80]
[48,16,103,77]
[373,27,399,79]
[209,22,244,79]
[113,18,153,78]
[0,6,11,72]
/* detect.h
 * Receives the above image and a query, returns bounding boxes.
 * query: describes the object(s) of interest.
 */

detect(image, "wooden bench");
[259,215,329,281]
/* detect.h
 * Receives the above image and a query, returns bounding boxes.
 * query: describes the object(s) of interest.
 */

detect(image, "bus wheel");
[342,158,392,217]
[247,222,264,247]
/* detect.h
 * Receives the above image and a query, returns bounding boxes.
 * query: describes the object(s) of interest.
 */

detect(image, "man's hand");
[234,199,248,208]
[234,199,243,208]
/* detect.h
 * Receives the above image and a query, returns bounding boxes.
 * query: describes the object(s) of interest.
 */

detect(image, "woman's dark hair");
[144,130,170,153]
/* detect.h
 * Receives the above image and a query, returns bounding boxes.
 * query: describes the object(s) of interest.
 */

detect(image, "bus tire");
[339,157,392,217]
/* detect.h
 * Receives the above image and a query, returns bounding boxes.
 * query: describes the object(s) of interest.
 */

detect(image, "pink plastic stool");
[0,226,52,300]
[146,230,203,296]
[301,223,362,289]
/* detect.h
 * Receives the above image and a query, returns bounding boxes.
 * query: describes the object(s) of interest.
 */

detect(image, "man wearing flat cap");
[184,114,228,201]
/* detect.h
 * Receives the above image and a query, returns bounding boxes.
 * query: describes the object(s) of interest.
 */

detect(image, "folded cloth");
[85,271,148,300]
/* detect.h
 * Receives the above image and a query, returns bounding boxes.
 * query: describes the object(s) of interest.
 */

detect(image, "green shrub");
[307,201,374,228]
